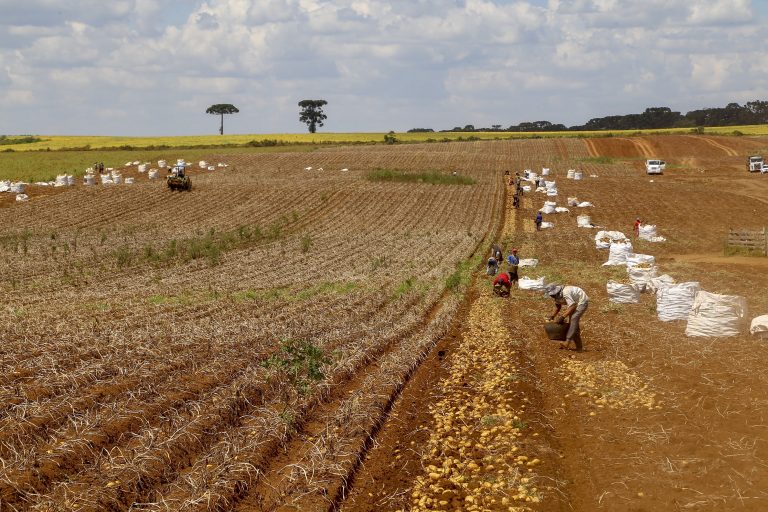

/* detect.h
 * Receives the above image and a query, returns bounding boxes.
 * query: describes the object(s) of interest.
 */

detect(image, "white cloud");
[688,0,752,25]
[0,0,765,134]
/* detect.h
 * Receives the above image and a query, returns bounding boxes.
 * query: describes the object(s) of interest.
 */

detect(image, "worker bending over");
[487,256,499,276]
[545,284,589,351]
[493,271,513,297]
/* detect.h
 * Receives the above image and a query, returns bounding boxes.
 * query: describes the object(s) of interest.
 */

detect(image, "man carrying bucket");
[545,284,589,351]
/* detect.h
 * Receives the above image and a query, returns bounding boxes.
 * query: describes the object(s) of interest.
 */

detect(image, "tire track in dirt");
[583,138,599,157]
[620,137,655,158]
[687,135,739,157]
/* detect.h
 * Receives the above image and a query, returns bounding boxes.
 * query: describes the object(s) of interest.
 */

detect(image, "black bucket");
[543,322,568,341]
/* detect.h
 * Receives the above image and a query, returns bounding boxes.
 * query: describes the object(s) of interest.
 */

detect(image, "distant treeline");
[0,135,42,145]
[411,100,768,133]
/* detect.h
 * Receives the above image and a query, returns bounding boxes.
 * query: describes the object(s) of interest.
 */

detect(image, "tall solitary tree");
[298,100,328,133]
[205,104,239,135]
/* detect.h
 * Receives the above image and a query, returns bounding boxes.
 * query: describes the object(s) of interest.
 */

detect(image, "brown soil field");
[1,135,768,511]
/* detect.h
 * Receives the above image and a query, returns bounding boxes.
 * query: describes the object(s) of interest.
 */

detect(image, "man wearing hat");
[506,249,520,285]
[634,217,642,237]
[545,284,589,351]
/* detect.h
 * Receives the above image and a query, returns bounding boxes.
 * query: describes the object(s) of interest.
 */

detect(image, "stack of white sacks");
[585,203,757,336]
[54,174,75,187]
[545,181,558,196]
[516,260,541,290]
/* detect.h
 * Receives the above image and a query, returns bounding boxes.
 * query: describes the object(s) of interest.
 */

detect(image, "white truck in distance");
[747,155,764,172]
[645,159,666,175]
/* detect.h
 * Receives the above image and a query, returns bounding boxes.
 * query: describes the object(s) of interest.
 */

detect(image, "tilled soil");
[341,135,768,512]
[3,135,768,511]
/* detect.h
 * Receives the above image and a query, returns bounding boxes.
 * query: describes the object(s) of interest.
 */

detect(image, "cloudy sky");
[0,0,766,135]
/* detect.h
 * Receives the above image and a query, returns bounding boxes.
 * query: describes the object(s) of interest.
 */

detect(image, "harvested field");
[343,135,768,512]
[2,135,768,511]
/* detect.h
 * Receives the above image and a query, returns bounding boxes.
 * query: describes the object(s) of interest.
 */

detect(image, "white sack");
[574,171,583,180]
[83,175,95,186]
[518,258,538,267]
[55,175,68,187]
[125,177,135,184]
[577,215,592,228]
[199,161,207,168]
[607,281,640,304]
[541,221,554,229]
[648,274,675,294]
[626,253,656,269]
[138,164,147,173]
[567,197,579,207]
[518,276,546,291]
[542,167,550,176]
[628,265,658,288]
[639,224,666,243]
[750,315,768,338]
[657,282,700,321]
[0,180,9,192]
[555,207,570,213]
[541,204,556,214]
[577,202,594,208]
[567,169,575,179]
[522,185,532,192]
[10,183,26,193]
[158,160,167,168]
[15,193,29,202]
[686,291,748,337]
[148,169,159,180]
[603,240,633,265]
[595,231,627,249]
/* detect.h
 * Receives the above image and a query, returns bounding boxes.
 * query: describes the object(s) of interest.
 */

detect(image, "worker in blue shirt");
[506,248,519,285]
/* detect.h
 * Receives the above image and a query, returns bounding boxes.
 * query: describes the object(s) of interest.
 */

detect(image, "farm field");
[2,124,768,153]
[1,134,768,511]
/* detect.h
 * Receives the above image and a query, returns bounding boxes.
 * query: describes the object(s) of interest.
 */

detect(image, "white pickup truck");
[645,159,666,175]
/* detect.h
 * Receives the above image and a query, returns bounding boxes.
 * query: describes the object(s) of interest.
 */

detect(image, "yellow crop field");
[4,124,768,151]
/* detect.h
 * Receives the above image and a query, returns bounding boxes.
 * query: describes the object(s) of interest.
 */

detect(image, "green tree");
[298,99,328,133]
[205,104,239,135]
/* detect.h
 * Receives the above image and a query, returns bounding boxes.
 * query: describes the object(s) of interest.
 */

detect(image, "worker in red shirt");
[493,271,513,297]
[633,217,642,237]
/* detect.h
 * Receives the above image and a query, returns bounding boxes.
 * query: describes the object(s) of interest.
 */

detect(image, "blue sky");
[0,0,765,136]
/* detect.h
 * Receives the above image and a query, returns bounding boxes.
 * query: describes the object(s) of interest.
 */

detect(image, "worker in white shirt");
[545,284,589,351]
